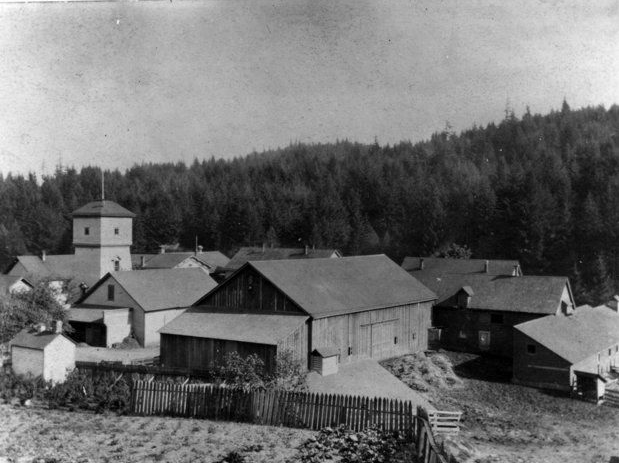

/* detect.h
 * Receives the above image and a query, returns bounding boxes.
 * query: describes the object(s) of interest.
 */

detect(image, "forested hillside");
[1,102,619,304]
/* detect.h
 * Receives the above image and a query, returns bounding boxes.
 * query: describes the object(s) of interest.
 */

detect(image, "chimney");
[419,258,425,270]
[197,245,203,254]
[484,260,489,274]
[159,245,166,254]
[79,282,89,296]
[41,250,46,262]
[55,320,62,334]
[140,255,146,268]
[513,264,520,276]
[262,242,266,253]
[608,295,619,312]
[37,322,46,334]
[304,245,309,256]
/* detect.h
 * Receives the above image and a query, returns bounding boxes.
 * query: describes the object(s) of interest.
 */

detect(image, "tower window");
[114,228,119,235]
[114,261,120,272]
[107,284,115,301]
[527,344,536,355]
[84,227,90,235]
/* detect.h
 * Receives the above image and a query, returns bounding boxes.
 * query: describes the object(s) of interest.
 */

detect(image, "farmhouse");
[213,246,341,280]
[159,255,436,373]
[513,304,619,400]
[10,322,75,384]
[5,200,135,286]
[416,271,574,357]
[133,249,229,274]
[70,268,217,347]
[0,275,32,295]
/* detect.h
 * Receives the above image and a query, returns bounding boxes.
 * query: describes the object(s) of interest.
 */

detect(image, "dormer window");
[457,286,474,308]
[84,227,90,235]
[114,228,119,235]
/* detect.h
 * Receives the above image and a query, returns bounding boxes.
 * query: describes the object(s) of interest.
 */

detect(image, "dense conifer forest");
[1,102,619,304]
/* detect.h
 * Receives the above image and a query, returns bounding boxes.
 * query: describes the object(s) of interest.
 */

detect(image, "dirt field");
[0,404,313,463]
[428,351,619,463]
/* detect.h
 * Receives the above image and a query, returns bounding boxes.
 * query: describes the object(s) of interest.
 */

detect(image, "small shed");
[10,322,76,384]
[311,347,340,376]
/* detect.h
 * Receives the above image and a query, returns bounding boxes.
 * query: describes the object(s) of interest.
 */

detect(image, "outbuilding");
[10,322,76,384]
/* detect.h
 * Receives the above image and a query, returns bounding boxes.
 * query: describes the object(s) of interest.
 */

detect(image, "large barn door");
[359,324,372,358]
[371,320,397,359]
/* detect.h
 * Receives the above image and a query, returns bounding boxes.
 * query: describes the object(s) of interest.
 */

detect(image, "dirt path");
[0,404,313,462]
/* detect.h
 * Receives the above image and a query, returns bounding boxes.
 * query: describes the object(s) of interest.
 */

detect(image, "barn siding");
[310,302,433,363]
[201,267,304,314]
[512,330,572,391]
[276,321,309,367]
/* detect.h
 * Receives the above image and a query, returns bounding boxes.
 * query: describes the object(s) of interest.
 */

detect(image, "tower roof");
[72,200,135,218]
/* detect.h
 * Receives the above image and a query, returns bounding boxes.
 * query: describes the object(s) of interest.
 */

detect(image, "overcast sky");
[0,0,618,176]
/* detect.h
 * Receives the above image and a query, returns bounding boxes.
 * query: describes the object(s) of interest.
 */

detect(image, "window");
[458,330,467,339]
[490,313,504,324]
[114,261,120,272]
[107,284,115,301]
[610,348,613,356]
[84,227,90,235]
[527,344,536,355]
[394,336,398,345]
[114,228,119,235]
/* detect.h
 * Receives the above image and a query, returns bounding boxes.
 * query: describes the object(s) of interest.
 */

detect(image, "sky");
[0,0,618,176]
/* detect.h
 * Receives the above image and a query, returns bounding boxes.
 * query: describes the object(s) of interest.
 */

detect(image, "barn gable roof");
[159,309,308,345]
[402,257,521,276]
[224,246,341,271]
[71,200,135,218]
[80,268,217,312]
[204,255,436,319]
[8,255,102,286]
[0,275,33,294]
[417,273,571,315]
[10,327,75,350]
[515,306,619,364]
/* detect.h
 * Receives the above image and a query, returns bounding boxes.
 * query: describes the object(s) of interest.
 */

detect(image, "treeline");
[1,102,619,304]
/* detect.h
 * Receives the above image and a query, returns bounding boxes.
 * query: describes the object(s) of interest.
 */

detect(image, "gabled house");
[133,250,229,274]
[69,268,217,347]
[513,304,619,400]
[0,275,33,295]
[213,246,341,280]
[417,272,575,357]
[159,255,436,373]
[402,256,522,276]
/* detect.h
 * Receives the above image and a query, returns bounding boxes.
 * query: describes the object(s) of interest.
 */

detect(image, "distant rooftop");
[72,200,135,218]
[402,257,521,276]
[225,246,341,271]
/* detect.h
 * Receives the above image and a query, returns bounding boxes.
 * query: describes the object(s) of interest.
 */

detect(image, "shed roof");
[231,255,436,318]
[0,275,32,294]
[72,200,135,218]
[515,306,619,364]
[402,257,521,276]
[143,251,229,270]
[312,347,340,357]
[417,273,570,314]
[10,327,75,350]
[159,308,308,345]
[81,268,217,312]
[225,246,341,271]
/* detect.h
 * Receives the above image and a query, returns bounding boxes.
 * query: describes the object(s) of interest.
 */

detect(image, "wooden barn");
[514,304,619,400]
[159,255,436,373]
[70,268,217,347]
[414,270,575,357]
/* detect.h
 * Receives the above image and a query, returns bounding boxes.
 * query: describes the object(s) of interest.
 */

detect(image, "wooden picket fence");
[130,380,449,463]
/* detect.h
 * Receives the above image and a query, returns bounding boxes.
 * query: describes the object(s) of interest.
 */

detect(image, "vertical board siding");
[201,268,304,314]
[311,302,433,362]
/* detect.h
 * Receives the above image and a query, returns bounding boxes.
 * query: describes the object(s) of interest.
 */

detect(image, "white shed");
[10,323,76,384]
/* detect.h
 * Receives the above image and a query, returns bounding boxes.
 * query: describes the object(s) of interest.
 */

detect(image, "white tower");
[72,200,135,282]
